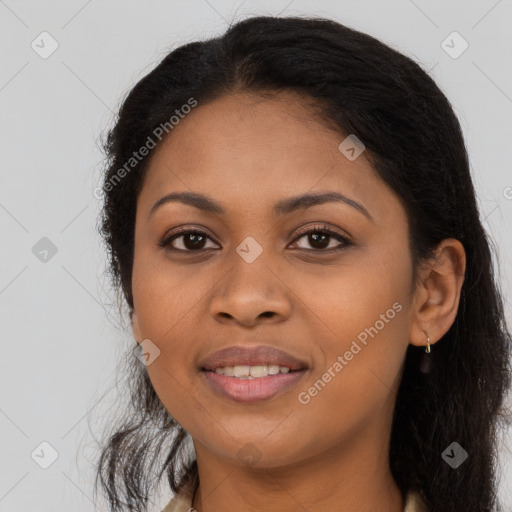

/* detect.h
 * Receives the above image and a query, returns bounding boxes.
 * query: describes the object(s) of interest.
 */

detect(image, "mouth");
[199,344,309,403]
[203,364,301,378]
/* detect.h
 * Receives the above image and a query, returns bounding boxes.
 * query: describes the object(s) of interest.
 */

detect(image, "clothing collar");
[162,486,429,511]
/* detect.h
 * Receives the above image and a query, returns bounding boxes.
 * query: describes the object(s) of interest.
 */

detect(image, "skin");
[131,91,466,512]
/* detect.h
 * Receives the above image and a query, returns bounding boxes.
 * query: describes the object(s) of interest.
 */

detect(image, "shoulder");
[162,472,198,512]
[404,490,429,512]
[162,487,428,511]
[162,485,194,512]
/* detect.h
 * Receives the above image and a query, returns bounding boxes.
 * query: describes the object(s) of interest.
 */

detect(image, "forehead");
[138,92,404,223]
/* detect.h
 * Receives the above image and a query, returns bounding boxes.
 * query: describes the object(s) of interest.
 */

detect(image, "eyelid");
[160,224,217,240]
[292,223,351,242]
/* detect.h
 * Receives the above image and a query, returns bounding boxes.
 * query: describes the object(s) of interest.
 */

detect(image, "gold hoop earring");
[425,335,431,353]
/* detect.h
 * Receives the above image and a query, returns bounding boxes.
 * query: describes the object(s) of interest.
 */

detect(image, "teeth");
[234,365,250,377]
[212,364,295,378]
[268,365,280,375]
[250,365,267,377]
[224,366,235,377]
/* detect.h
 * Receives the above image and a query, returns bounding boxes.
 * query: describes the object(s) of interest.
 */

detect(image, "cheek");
[132,245,212,341]
[296,246,412,417]
[131,250,229,426]
[302,242,411,349]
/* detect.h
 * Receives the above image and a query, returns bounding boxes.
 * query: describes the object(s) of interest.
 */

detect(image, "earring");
[419,332,432,374]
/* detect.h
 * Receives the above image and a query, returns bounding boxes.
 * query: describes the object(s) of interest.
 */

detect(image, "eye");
[290,224,351,252]
[159,224,351,254]
[159,228,219,252]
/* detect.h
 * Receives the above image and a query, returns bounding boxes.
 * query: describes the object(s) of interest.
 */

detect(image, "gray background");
[0,0,511,510]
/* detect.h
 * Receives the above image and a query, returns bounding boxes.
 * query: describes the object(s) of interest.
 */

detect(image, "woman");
[94,15,512,512]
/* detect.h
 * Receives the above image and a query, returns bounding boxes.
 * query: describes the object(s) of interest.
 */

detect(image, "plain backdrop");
[0,1,511,510]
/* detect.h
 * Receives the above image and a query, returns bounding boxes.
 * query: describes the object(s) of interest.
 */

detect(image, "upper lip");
[200,345,309,371]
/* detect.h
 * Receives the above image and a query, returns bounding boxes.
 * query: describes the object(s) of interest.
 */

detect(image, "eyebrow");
[148,191,372,221]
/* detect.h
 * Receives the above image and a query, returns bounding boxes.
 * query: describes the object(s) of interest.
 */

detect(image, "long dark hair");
[94,14,512,512]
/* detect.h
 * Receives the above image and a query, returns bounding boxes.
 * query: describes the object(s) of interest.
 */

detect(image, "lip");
[202,369,308,403]
[199,344,309,372]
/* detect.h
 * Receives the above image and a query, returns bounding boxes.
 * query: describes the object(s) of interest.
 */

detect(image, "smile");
[210,364,294,378]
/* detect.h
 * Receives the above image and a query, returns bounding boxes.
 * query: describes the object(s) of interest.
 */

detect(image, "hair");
[93,14,512,512]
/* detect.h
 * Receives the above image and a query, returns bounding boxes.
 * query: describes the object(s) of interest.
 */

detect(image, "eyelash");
[158,224,352,254]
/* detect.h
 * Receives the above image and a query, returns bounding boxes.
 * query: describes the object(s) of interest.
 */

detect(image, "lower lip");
[202,370,307,403]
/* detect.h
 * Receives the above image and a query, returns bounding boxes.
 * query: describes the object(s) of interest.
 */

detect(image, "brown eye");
[159,230,219,252]
[291,225,351,251]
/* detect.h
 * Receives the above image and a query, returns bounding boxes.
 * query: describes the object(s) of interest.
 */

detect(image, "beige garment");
[161,487,429,512]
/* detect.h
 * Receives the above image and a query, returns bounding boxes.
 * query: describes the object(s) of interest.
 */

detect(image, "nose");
[209,256,293,327]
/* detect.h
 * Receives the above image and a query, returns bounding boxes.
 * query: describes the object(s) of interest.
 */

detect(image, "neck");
[190,420,404,512]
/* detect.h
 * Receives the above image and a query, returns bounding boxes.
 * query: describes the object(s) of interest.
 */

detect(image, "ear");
[409,238,466,348]
[131,309,142,342]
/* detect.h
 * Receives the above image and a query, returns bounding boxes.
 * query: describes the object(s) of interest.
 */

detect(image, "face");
[131,91,415,470]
